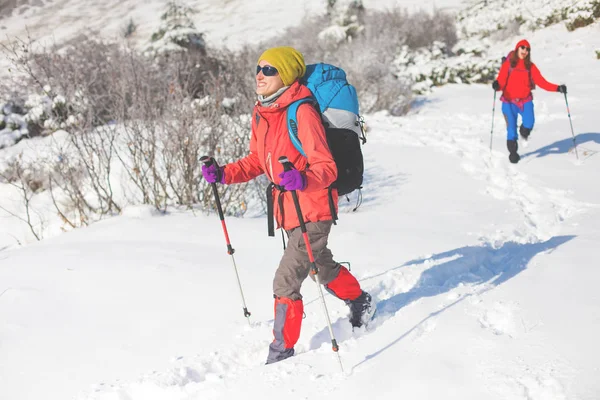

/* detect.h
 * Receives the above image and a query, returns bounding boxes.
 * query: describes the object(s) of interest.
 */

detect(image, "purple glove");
[278,169,306,191]
[202,163,225,184]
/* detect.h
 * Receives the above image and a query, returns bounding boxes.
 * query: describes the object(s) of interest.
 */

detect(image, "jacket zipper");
[266,152,274,182]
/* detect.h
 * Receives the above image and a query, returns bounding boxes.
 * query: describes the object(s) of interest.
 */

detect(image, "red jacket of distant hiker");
[496,40,559,102]
[224,81,338,231]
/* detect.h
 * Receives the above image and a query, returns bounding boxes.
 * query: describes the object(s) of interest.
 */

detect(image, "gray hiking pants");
[273,220,340,300]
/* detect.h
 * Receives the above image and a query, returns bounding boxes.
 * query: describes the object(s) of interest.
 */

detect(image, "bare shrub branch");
[0,156,44,241]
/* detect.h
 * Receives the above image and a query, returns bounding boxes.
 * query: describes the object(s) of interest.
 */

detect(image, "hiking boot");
[507,140,520,164]
[519,125,531,141]
[347,291,376,328]
[265,347,294,365]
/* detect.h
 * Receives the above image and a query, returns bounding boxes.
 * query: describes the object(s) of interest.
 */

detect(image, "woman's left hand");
[278,169,307,191]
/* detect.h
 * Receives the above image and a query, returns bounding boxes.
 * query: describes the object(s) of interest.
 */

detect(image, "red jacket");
[496,44,558,101]
[224,81,338,230]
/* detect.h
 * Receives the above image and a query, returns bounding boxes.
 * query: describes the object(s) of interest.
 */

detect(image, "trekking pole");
[200,156,252,325]
[563,92,579,160]
[490,89,497,151]
[278,156,344,373]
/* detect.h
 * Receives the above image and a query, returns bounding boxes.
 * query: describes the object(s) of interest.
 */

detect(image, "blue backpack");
[286,63,366,199]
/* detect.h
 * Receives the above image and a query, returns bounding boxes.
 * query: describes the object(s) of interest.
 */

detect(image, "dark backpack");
[287,99,366,197]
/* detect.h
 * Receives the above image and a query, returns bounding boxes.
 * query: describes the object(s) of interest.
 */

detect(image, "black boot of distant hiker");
[519,125,531,141]
[507,140,520,164]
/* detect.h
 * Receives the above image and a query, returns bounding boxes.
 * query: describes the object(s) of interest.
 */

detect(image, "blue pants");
[502,101,534,141]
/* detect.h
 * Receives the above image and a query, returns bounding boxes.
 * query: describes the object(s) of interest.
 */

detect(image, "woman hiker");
[492,39,567,163]
[201,46,375,364]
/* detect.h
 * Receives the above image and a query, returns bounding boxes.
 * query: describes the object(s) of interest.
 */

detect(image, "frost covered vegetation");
[0,3,263,237]
[1,0,599,240]
[458,0,600,36]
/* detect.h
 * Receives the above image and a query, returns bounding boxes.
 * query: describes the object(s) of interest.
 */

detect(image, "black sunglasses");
[519,45,530,51]
[256,65,278,76]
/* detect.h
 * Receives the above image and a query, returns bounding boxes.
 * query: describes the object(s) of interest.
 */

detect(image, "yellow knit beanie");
[258,47,306,86]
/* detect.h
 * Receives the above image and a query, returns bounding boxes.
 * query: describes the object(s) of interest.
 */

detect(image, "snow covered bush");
[458,0,600,38]
[0,87,82,148]
[393,42,500,94]
[0,96,28,148]
[2,82,74,147]
[549,0,599,31]
[23,89,81,135]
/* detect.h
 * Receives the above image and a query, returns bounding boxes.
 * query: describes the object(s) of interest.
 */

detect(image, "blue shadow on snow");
[352,235,575,369]
[522,132,600,159]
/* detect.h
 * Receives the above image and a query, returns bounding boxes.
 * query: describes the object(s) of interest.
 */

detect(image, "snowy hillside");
[1,1,600,400]
[0,0,463,51]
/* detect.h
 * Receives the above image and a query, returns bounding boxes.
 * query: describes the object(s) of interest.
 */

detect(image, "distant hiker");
[200,46,374,365]
[492,39,567,163]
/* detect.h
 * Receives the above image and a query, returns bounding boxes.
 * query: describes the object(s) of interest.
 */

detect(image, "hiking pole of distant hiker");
[200,156,251,324]
[278,156,343,373]
[563,92,579,160]
[490,89,497,151]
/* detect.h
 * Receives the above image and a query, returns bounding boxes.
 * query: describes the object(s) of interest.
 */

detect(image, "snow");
[1,1,600,400]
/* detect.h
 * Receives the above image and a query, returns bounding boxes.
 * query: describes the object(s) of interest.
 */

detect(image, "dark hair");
[509,48,532,70]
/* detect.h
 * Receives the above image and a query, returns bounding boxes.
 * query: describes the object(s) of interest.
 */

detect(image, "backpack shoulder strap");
[503,56,512,89]
[287,97,339,224]
[286,98,314,157]
[528,67,534,89]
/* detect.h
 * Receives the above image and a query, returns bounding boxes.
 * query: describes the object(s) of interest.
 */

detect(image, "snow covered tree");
[318,0,365,46]
[145,2,206,57]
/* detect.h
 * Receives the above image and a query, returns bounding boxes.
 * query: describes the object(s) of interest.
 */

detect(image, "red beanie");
[515,39,531,51]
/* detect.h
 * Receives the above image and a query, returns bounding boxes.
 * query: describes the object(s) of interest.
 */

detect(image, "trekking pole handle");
[278,156,301,217]
[200,155,227,220]
[279,156,292,172]
[278,156,309,230]
[278,156,315,264]
[278,157,305,234]
[200,155,218,168]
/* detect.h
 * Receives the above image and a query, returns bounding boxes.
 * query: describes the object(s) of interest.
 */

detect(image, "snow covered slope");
[0,0,464,51]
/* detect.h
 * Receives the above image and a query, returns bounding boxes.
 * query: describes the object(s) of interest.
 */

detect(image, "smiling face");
[256,60,285,97]
[517,45,530,59]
